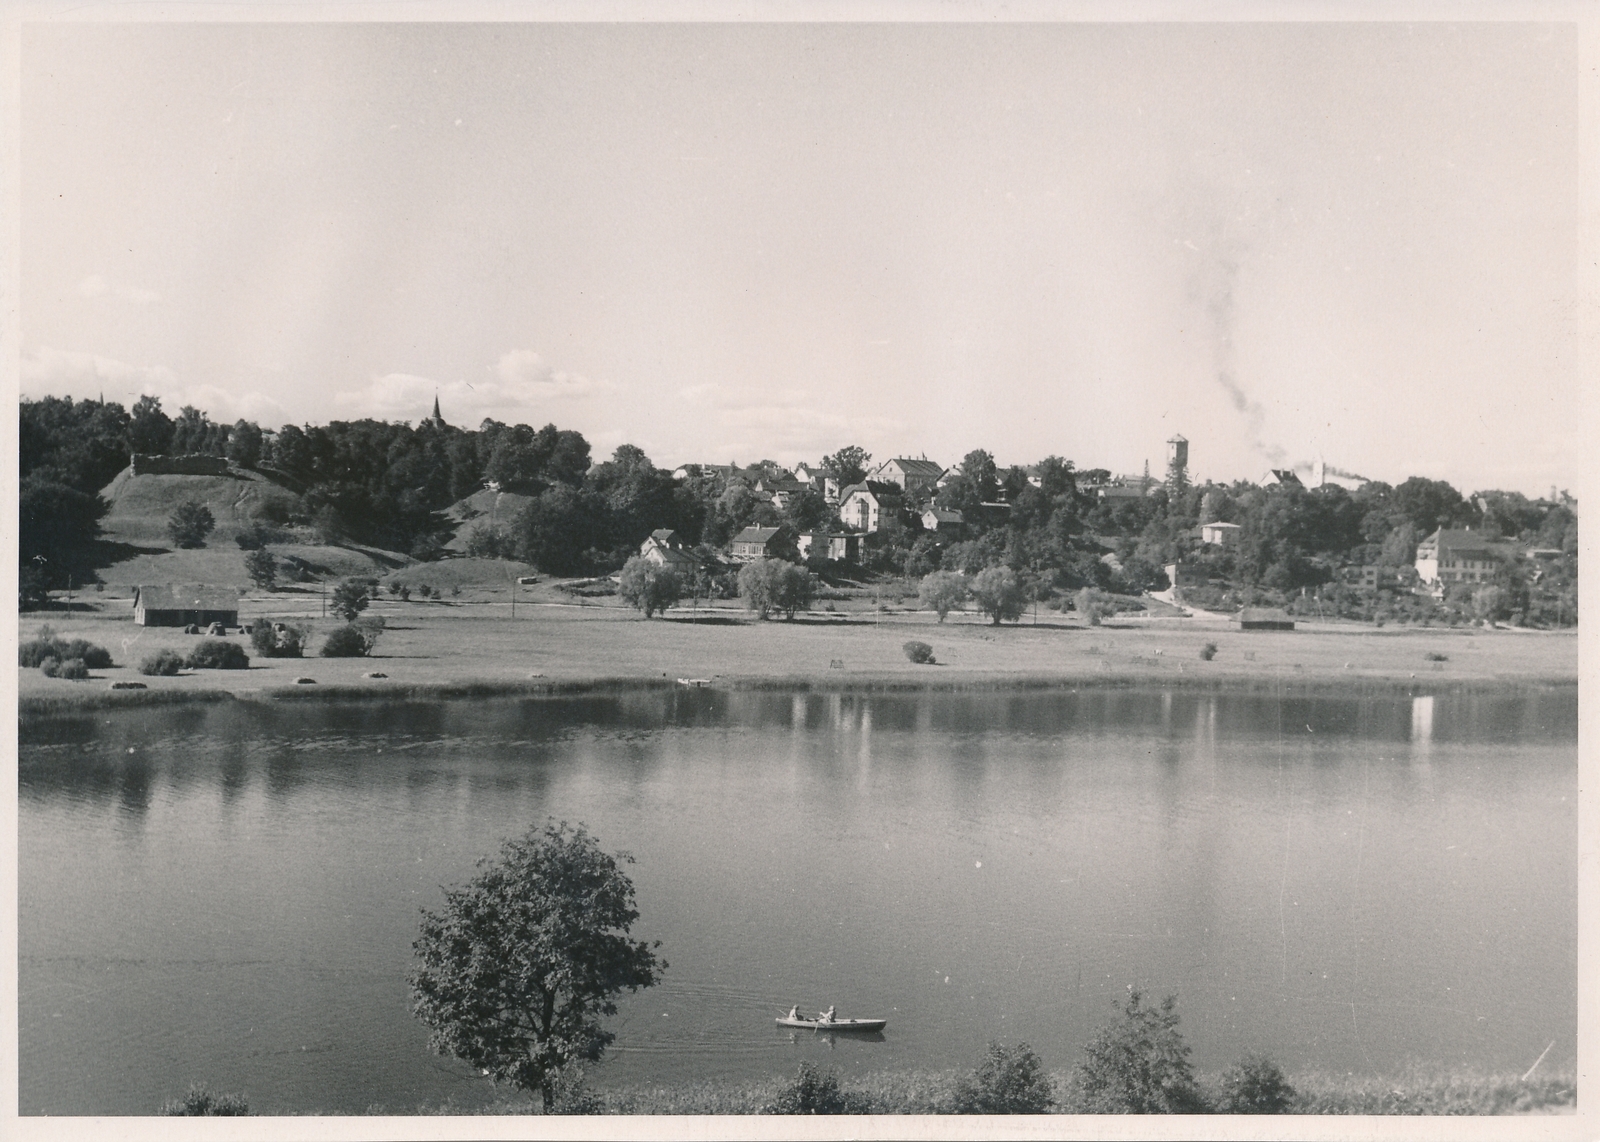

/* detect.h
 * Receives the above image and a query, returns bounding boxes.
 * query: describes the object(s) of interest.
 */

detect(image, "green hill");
[92,465,412,593]
[440,486,535,552]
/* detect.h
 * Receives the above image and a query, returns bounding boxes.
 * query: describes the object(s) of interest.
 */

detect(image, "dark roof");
[135,585,240,611]
[1423,529,1512,557]
[732,526,789,545]
[838,481,903,501]
[880,457,944,477]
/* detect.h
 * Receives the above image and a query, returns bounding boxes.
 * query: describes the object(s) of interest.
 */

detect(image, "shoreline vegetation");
[14,587,1579,719]
[193,1066,1579,1117]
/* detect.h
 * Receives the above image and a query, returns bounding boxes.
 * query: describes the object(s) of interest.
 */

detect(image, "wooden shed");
[1236,607,1295,631]
[133,585,241,628]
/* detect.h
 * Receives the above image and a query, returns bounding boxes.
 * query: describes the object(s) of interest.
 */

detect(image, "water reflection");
[17,685,1577,1116]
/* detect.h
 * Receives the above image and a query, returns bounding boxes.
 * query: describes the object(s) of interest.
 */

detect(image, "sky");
[14,17,1585,496]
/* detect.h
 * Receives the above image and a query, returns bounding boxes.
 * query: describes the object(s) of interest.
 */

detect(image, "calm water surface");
[19,687,1576,1114]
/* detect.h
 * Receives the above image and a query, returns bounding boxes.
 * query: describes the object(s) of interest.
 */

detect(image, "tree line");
[18,394,1579,626]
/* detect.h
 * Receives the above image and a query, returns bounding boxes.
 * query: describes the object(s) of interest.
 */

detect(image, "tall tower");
[1165,434,1189,494]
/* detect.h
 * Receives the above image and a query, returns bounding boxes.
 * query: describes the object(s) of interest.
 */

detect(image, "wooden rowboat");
[776,1015,887,1033]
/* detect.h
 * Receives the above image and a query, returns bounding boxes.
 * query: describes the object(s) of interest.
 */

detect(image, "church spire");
[432,393,442,422]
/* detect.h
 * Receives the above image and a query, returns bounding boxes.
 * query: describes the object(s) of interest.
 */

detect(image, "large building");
[869,457,945,497]
[1414,529,1514,595]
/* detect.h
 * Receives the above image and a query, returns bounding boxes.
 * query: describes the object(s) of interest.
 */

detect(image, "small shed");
[133,585,241,628]
[1236,607,1295,631]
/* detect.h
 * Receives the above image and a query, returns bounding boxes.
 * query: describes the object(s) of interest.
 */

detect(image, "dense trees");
[617,557,681,618]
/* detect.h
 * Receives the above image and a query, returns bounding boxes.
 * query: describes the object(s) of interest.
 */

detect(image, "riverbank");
[395,1065,1577,1116]
[16,599,1577,715]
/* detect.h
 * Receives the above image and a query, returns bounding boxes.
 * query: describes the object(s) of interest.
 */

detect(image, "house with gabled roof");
[921,507,964,536]
[870,457,945,497]
[640,529,702,574]
[837,482,903,534]
[1415,528,1515,595]
[133,585,240,628]
[729,525,797,563]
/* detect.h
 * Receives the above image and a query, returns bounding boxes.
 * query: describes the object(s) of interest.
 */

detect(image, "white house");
[837,482,903,533]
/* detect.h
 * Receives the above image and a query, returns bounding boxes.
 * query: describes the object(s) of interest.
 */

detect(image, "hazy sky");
[17,19,1582,494]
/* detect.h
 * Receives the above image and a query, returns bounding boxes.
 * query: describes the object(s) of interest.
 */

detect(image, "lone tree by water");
[409,821,665,1112]
[1072,988,1209,1113]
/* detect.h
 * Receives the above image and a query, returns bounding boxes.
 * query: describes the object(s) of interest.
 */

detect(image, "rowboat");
[776,1015,887,1033]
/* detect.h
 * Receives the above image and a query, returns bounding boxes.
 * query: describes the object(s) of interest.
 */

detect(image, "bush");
[185,639,250,670]
[918,570,968,622]
[1218,1054,1295,1113]
[234,521,285,550]
[1076,586,1104,626]
[903,640,935,665]
[250,620,306,658]
[1072,989,1209,1113]
[38,656,61,677]
[952,1041,1053,1114]
[139,648,187,676]
[1424,651,1448,662]
[321,624,377,657]
[159,1084,250,1116]
[167,500,216,548]
[54,657,90,680]
[20,636,113,669]
[764,1063,870,1115]
[1199,642,1218,661]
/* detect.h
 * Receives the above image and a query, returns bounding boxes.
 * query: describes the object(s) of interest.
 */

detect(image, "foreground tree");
[410,822,665,1112]
[617,556,681,618]
[167,500,216,549]
[738,558,814,620]
[1073,989,1208,1113]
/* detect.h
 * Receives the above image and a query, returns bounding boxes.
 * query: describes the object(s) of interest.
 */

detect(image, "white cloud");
[20,346,285,423]
[492,350,614,401]
[334,352,616,426]
[76,273,162,305]
[22,345,180,396]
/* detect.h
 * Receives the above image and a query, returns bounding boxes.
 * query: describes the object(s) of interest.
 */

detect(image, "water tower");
[1165,434,1189,493]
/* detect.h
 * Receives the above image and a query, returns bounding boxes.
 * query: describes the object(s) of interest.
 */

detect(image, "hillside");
[440,486,536,552]
[91,465,412,593]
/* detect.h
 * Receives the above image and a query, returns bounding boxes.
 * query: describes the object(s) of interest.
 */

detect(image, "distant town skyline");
[16,18,1583,497]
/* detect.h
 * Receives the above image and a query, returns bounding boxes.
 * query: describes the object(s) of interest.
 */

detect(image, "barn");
[1236,607,1295,631]
[133,585,241,628]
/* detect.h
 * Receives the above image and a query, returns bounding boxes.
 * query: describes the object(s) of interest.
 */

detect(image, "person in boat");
[786,1005,800,1021]
[820,1005,836,1024]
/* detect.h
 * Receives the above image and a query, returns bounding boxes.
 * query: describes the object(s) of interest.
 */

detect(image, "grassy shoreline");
[393,1066,1577,1117]
[15,594,1579,717]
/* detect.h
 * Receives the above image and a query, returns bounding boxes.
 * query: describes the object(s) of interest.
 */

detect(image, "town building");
[1414,529,1514,595]
[869,457,945,497]
[1199,521,1241,547]
[729,525,796,562]
[639,529,701,574]
[133,585,240,628]
[796,529,864,564]
[921,507,964,536]
[837,482,903,533]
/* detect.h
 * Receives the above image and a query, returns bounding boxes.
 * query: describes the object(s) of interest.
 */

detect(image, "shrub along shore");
[393,1065,1577,1117]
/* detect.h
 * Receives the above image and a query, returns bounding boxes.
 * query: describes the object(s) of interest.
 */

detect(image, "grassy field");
[17,580,1577,709]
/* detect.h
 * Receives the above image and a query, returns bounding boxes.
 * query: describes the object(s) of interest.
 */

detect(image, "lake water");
[19,686,1577,1115]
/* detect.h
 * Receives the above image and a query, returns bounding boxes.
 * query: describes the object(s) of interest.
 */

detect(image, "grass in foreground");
[397,1066,1575,1116]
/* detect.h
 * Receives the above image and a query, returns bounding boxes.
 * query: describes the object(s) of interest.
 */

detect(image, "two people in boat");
[786,1004,837,1023]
